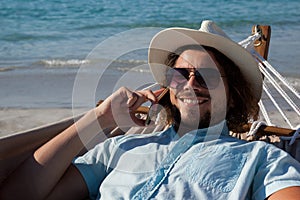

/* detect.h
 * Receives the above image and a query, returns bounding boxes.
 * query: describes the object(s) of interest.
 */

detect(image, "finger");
[126,92,138,107]
[129,90,155,111]
[153,88,167,98]
[128,92,146,111]
[117,87,138,107]
[142,90,157,102]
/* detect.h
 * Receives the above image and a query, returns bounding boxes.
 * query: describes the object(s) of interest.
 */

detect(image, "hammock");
[240,25,299,130]
[234,25,300,160]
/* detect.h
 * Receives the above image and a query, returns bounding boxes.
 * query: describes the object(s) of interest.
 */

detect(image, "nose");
[183,71,201,90]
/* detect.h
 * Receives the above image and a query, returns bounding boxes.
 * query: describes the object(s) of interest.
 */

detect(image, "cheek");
[169,89,177,105]
[209,85,229,110]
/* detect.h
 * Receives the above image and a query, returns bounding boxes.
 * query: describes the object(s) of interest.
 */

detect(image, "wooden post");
[252,25,271,60]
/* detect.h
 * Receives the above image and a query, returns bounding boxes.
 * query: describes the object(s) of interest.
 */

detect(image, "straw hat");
[148,20,263,101]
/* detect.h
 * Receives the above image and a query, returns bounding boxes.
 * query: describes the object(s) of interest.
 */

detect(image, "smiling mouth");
[179,97,209,105]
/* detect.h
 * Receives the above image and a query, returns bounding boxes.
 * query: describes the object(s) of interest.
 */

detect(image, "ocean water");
[0,0,299,109]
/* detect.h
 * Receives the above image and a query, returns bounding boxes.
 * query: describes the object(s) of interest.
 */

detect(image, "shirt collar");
[170,120,229,138]
[195,120,229,137]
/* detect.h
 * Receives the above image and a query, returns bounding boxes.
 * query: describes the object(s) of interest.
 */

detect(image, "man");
[1,21,300,200]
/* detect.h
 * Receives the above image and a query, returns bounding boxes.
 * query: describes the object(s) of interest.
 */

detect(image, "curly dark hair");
[163,44,260,132]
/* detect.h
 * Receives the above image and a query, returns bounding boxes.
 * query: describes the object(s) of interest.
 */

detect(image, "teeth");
[182,99,201,104]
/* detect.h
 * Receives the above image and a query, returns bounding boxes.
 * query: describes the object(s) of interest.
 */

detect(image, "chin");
[180,110,211,129]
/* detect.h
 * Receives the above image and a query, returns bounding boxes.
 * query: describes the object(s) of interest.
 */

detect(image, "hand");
[95,87,157,129]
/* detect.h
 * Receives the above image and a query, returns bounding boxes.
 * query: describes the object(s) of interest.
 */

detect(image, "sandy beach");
[0,108,87,137]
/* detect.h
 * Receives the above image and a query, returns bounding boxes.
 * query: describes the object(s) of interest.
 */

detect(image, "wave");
[113,59,147,65]
[0,58,148,73]
[38,59,90,67]
[116,66,151,73]
[0,66,20,72]
[1,33,66,42]
[0,65,29,72]
[38,58,147,68]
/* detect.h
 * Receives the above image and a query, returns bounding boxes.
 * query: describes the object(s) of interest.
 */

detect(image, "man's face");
[168,49,229,129]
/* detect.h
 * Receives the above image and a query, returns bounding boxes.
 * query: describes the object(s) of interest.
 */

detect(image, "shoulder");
[223,139,300,199]
[221,136,300,169]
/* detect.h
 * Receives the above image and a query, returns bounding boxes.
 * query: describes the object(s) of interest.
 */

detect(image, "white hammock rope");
[258,100,273,126]
[238,32,261,51]
[259,63,300,117]
[255,52,300,100]
[263,83,295,129]
[141,83,160,90]
[239,30,300,130]
[247,121,267,137]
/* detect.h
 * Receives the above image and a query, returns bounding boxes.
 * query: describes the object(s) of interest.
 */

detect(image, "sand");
[0,108,87,137]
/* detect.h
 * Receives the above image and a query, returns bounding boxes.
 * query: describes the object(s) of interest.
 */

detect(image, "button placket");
[131,131,198,200]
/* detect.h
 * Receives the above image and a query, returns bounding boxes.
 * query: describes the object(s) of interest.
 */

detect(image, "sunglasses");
[166,68,225,89]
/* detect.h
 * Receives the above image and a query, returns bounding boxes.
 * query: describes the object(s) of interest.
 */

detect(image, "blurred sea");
[0,0,299,109]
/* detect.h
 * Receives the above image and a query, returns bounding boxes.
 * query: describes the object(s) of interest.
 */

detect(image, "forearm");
[0,87,156,199]
[0,108,108,199]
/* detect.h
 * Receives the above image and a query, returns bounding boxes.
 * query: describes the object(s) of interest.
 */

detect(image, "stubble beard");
[172,104,211,131]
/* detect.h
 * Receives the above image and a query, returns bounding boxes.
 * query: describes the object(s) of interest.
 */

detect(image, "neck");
[173,121,203,137]
[173,120,226,137]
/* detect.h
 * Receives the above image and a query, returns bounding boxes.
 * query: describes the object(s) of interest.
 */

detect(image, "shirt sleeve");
[73,138,115,200]
[252,143,300,200]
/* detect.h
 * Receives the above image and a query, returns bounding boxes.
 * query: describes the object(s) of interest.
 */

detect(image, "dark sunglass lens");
[166,68,190,89]
[175,68,190,79]
[192,71,206,88]
[196,69,221,89]
[166,68,222,89]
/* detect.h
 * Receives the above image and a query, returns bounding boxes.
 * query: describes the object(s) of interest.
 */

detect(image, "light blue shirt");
[73,122,300,200]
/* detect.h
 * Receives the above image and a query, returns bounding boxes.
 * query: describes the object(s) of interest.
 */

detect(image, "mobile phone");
[145,87,169,125]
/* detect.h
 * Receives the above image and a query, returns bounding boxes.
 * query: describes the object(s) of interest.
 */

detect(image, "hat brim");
[148,28,262,101]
